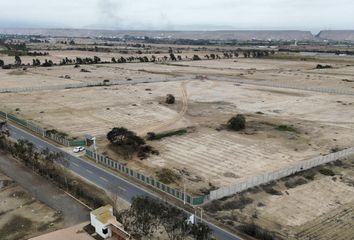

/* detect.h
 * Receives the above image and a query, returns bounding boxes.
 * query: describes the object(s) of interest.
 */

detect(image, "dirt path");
[139,80,189,134]
[0,153,89,226]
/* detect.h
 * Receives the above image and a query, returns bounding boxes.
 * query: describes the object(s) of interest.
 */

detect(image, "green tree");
[14,55,22,65]
[160,205,189,240]
[106,127,145,159]
[170,53,177,61]
[166,94,175,104]
[127,196,163,237]
[227,114,246,131]
[76,57,83,64]
[190,222,213,240]
[42,59,53,67]
[193,55,201,61]
[93,56,101,64]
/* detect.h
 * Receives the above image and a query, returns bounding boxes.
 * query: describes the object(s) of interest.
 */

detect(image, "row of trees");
[120,196,213,240]
[0,132,106,209]
[0,49,276,69]
[0,127,213,239]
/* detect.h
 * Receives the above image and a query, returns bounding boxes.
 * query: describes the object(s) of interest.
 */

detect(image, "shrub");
[147,129,188,141]
[203,200,222,213]
[316,64,332,69]
[275,124,297,132]
[263,186,282,195]
[302,170,317,180]
[146,132,156,140]
[284,177,307,189]
[156,168,181,184]
[227,114,246,131]
[221,196,253,210]
[192,55,201,60]
[330,147,341,153]
[46,129,68,138]
[319,168,335,176]
[239,223,274,240]
[165,94,175,104]
[2,64,12,69]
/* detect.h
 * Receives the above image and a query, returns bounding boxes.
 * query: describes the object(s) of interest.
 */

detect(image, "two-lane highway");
[6,123,241,240]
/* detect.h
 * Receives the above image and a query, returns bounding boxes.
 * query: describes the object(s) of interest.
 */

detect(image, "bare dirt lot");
[204,156,354,240]
[1,40,354,240]
[1,56,354,194]
[0,171,63,240]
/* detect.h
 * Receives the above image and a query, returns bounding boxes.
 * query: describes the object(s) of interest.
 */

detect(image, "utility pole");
[196,207,203,223]
[183,179,186,205]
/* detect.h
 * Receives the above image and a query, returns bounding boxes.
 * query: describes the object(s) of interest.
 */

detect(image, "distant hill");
[317,30,354,41]
[0,28,314,41]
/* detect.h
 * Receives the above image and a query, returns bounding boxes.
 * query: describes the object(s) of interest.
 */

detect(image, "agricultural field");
[203,156,354,240]
[1,51,354,195]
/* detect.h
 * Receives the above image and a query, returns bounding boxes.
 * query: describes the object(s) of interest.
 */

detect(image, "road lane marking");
[100,176,109,182]
[7,124,242,240]
[118,186,126,192]
[86,169,93,174]
[72,162,79,167]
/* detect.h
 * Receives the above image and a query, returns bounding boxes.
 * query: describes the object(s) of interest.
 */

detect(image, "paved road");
[0,154,89,226]
[6,123,241,240]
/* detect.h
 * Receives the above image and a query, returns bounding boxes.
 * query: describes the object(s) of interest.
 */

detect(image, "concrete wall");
[209,147,354,200]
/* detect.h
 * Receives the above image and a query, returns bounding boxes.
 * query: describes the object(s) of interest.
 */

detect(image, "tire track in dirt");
[138,80,189,135]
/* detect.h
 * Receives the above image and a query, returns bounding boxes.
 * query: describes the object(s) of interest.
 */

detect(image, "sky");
[1,0,354,32]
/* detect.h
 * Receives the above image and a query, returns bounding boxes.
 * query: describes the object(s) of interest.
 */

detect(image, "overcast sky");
[1,0,354,32]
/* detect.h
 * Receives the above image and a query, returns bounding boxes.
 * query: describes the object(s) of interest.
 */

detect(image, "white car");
[73,146,85,153]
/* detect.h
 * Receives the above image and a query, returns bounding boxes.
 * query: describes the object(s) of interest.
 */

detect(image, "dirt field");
[1,38,354,239]
[0,171,63,240]
[1,49,354,195]
[1,59,354,194]
[203,156,354,240]
[30,222,93,240]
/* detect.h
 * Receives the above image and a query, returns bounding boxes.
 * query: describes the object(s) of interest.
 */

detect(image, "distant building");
[90,205,130,240]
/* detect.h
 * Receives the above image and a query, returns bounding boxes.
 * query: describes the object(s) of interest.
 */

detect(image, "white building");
[90,205,130,240]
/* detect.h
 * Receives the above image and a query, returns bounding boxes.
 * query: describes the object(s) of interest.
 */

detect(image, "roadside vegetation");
[0,128,213,239]
[155,168,181,184]
[119,196,213,240]
[0,132,109,209]
[0,41,276,70]
[147,128,188,141]
[202,157,354,240]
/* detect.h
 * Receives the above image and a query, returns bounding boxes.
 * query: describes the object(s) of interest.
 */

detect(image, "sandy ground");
[259,177,354,226]
[30,222,93,240]
[0,63,171,89]
[0,171,63,240]
[1,79,353,194]
[1,56,354,194]
[204,156,354,240]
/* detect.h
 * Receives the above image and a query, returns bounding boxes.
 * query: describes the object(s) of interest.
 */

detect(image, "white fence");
[0,77,182,94]
[2,74,353,96]
[231,79,354,96]
[209,147,354,200]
